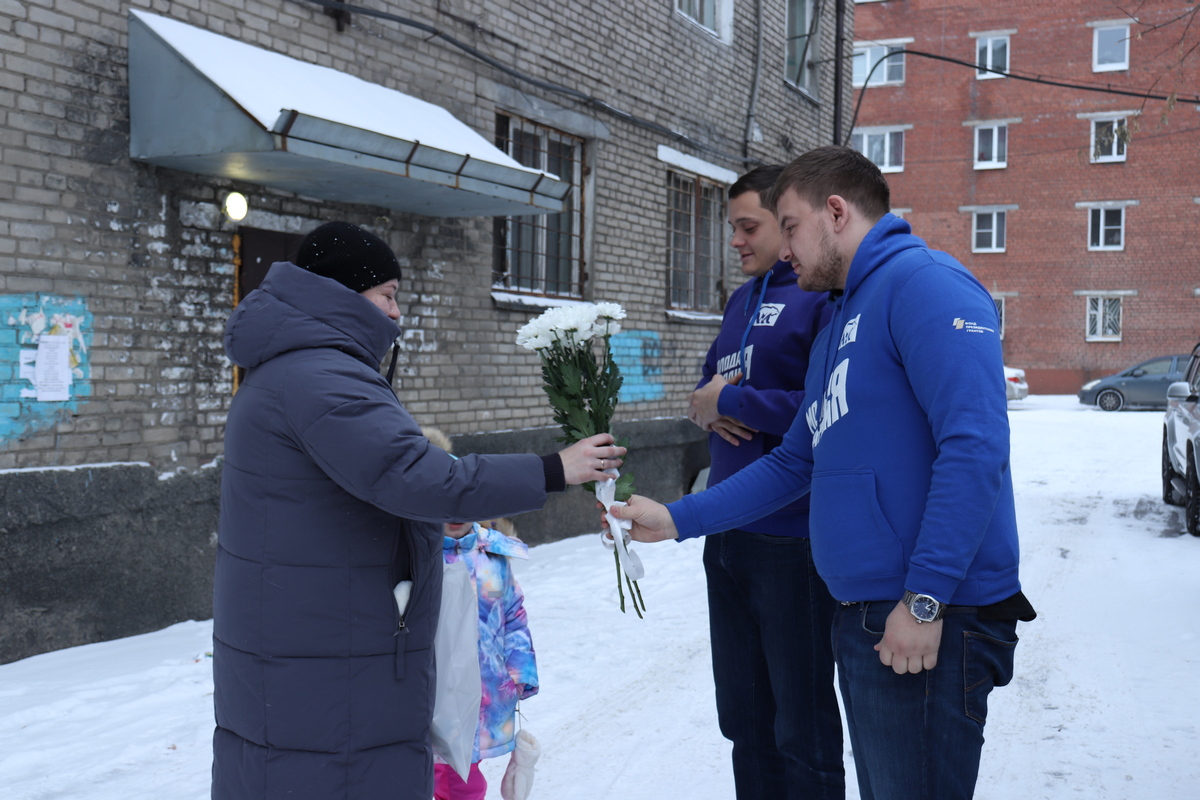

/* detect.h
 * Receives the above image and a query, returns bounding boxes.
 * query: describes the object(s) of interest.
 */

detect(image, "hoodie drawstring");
[737,273,771,379]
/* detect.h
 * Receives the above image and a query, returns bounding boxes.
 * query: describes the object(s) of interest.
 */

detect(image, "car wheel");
[1187,451,1200,537]
[1096,389,1124,412]
[1163,433,1187,506]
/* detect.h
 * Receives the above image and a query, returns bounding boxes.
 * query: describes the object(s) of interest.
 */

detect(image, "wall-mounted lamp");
[223,192,248,222]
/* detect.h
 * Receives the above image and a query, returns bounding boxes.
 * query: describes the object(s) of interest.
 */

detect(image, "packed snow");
[2,395,1198,799]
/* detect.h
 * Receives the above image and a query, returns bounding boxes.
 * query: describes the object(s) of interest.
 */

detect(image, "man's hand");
[874,601,943,674]
[558,433,626,485]
[688,373,741,430]
[710,416,757,447]
[607,495,679,542]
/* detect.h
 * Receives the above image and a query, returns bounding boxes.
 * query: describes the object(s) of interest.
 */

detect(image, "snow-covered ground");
[2,395,1198,799]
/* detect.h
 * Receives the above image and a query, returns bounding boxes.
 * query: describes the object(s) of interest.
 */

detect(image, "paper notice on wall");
[34,334,72,401]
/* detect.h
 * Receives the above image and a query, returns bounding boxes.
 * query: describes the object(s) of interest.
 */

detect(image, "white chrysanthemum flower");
[593,302,626,321]
[516,314,556,350]
[599,320,622,337]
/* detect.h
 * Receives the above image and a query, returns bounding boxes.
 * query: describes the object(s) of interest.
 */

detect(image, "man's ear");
[827,195,852,233]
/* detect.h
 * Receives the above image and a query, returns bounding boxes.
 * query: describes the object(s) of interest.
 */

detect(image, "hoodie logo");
[716,345,753,382]
[807,358,851,447]
[952,317,996,335]
[755,303,784,326]
[839,314,861,349]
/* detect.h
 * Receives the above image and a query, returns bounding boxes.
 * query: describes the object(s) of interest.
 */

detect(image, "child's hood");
[443,523,529,560]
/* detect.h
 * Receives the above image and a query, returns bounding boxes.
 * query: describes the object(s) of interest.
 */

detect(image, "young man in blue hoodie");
[687,166,842,799]
[612,147,1034,800]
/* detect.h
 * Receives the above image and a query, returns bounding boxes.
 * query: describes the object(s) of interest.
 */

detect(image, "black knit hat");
[294,221,402,293]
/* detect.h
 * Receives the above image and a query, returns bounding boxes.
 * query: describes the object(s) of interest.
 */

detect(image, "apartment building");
[850,0,1200,392]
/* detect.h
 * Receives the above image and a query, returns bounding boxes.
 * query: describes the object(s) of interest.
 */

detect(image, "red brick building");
[850,0,1200,393]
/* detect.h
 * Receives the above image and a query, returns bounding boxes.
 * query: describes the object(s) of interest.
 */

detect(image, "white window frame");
[785,0,818,94]
[1077,200,1137,251]
[1091,22,1131,72]
[1091,117,1128,162]
[1089,208,1124,250]
[1083,295,1124,341]
[961,204,1016,253]
[992,296,1007,339]
[974,123,1007,169]
[852,39,911,87]
[851,126,909,173]
[972,33,1011,79]
[973,210,1007,253]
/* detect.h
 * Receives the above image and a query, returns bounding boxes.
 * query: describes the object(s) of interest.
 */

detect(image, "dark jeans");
[833,602,1019,800]
[704,530,845,800]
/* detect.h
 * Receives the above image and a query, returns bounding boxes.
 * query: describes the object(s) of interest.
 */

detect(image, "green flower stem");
[614,547,626,613]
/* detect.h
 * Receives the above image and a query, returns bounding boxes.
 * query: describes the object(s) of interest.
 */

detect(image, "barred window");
[667,171,725,312]
[1086,296,1122,341]
[493,114,585,297]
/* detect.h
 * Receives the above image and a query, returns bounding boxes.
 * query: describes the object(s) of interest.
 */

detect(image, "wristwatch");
[902,591,945,623]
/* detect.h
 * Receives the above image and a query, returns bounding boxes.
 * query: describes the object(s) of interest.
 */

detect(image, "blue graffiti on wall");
[0,294,93,442]
[610,329,665,403]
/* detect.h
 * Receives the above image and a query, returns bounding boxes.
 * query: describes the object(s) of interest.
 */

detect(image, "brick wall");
[853,0,1200,394]
[0,0,851,467]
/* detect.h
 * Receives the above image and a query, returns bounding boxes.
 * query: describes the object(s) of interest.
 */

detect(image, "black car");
[1078,354,1191,411]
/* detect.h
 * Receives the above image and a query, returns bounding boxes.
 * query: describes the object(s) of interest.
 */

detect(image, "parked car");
[1162,342,1200,535]
[1004,366,1028,400]
[1078,353,1191,411]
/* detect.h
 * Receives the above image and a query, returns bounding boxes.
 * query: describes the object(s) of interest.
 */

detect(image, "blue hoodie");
[699,260,831,537]
[669,215,1021,607]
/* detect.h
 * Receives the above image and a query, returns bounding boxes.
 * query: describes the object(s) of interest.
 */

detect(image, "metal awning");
[127,10,569,217]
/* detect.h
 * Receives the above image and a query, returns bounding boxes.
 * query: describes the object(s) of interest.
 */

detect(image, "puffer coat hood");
[212,262,551,800]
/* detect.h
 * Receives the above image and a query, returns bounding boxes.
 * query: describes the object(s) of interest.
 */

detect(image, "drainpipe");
[833,0,845,145]
[743,0,765,161]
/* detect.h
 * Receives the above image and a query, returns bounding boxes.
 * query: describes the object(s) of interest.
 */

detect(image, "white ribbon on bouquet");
[595,468,644,581]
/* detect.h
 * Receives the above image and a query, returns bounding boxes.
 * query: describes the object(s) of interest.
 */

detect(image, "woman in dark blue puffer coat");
[212,222,622,799]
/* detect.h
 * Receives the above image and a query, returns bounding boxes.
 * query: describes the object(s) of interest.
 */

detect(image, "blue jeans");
[704,531,845,800]
[832,602,1019,800]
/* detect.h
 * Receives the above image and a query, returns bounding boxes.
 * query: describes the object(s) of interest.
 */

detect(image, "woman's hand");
[558,433,627,485]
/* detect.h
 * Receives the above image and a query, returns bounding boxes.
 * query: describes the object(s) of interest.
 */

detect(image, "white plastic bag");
[500,729,541,800]
[429,559,482,781]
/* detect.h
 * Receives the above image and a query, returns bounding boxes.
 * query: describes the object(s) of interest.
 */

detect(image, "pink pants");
[433,762,487,800]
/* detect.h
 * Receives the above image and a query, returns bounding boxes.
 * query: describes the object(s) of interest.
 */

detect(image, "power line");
[845,48,1200,144]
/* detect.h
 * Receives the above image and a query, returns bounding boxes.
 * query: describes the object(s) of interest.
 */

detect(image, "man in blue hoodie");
[687,166,842,799]
[612,147,1034,800]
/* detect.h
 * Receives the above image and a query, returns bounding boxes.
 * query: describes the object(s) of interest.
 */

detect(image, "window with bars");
[993,296,1006,339]
[493,115,585,297]
[1088,207,1124,250]
[1086,296,1122,341]
[852,44,905,86]
[785,0,817,93]
[1091,118,1128,162]
[851,128,905,172]
[974,123,1008,169]
[976,35,1009,78]
[667,171,726,312]
[973,211,1007,252]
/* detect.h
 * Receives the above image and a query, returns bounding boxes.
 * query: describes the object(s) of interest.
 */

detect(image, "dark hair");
[764,146,890,221]
[729,165,785,200]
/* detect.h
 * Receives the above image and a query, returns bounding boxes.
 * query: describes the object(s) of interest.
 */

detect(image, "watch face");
[910,594,939,622]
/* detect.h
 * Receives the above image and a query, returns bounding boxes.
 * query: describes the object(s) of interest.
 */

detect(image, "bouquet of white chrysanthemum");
[516,302,645,616]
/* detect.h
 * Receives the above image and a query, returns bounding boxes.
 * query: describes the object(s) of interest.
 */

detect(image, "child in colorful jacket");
[433,518,539,800]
